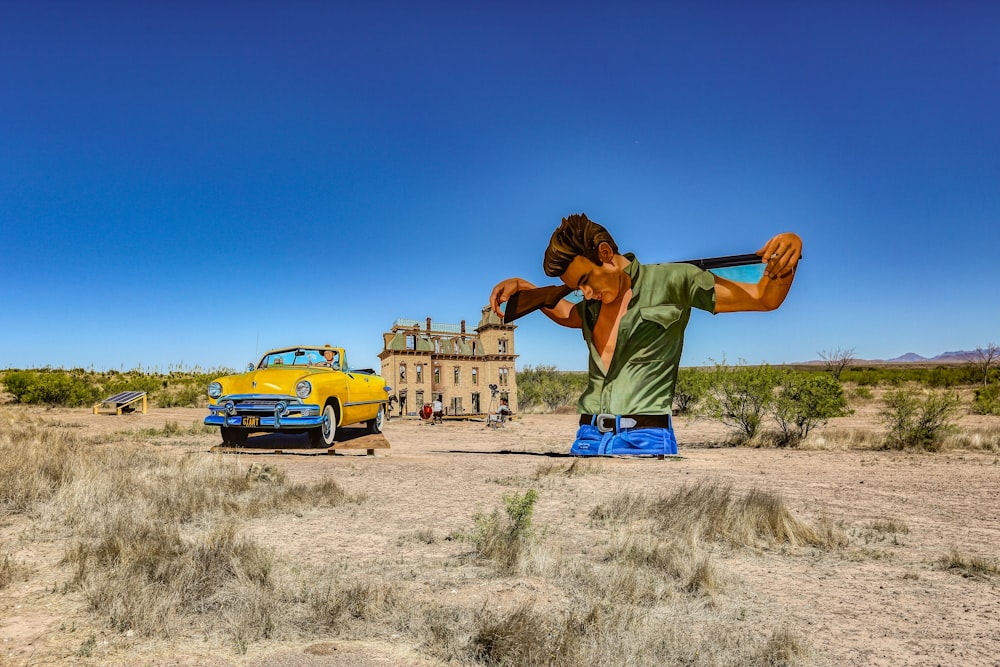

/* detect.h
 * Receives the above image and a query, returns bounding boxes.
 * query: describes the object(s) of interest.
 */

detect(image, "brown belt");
[580,413,672,433]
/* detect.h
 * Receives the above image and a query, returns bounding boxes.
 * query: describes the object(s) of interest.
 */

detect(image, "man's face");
[559,255,624,304]
[323,350,334,361]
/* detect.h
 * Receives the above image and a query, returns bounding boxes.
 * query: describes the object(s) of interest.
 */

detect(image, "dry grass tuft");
[1,549,26,589]
[469,601,592,666]
[593,481,846,550]
[533,458,603,479]
[937,548,999,579]
[605,535,720,596]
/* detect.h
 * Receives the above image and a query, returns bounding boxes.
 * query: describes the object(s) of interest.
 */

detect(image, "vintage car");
[205,345,390,447]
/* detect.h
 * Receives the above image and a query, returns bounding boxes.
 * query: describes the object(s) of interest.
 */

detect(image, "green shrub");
[516,365,586,412]
[673,368,711,415]
[2,370,98,407]
[971,383,1000,416]
[880,388,959,450]
[699,362,779,442]
[772,371,851,446]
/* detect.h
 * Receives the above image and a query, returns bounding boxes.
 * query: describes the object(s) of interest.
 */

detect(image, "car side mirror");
[247,363,255,372]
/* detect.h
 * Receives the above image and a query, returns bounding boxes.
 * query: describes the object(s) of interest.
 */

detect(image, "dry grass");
[802,423,1000,452]
[18,408,999,665]
[592,481,847,550]
[937,548,999,579]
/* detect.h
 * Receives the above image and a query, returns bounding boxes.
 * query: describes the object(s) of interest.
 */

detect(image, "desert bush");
[516,365,586,413]
[155,382,206,407]
[471,489,539,574]
[700,362,779,443]
[2,370,98,406]
[772,370,851,446]
[971,383,1000,415]
[880,388,960,450]
[673,367,712,415]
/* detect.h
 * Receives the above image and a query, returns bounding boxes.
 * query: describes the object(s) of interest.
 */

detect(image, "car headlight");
[208,382,223,399]
[295,380,312,399]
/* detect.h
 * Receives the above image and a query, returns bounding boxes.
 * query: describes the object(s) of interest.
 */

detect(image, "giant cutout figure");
[489,213,802,456]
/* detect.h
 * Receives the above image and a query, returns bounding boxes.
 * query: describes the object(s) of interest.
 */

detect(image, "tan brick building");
[378,307,517,417]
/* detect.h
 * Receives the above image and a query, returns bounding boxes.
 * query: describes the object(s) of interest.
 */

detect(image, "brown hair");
[542,213,619,277]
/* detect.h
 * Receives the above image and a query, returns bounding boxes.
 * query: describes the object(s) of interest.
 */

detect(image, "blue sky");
[3,1,998,372]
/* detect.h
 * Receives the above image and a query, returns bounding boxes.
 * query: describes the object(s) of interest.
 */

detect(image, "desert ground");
[1,403,998,666]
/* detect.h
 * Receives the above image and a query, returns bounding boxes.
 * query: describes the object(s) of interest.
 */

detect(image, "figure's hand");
[757,233,802,279]
[490,277,536,318]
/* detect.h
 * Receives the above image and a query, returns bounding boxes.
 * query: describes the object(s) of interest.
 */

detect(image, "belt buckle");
[595,413,616,433]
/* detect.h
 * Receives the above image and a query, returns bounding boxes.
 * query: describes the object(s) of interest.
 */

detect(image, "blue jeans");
[570,416,678,457]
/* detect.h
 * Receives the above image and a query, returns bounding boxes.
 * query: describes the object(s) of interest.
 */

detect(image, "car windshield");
[259,349,339,369]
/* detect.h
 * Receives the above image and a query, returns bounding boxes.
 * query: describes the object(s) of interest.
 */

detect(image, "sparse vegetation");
[2,396,997,665]
[1,366,231,408]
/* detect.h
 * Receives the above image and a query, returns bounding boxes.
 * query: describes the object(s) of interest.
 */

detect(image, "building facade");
[378,307,517,417]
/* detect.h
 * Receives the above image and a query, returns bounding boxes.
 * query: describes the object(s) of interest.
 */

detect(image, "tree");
[818,347,855,380]
[772,370,851,446]
[967,343,999,386]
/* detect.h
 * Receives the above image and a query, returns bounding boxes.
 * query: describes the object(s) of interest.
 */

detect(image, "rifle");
[501,253,764,324]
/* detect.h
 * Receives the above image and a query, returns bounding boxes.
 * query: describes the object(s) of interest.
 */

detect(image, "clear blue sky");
[3,1,998,372]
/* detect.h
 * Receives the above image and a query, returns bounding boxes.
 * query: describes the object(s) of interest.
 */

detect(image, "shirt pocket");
[626,306,685,365]
[637,305,683,331]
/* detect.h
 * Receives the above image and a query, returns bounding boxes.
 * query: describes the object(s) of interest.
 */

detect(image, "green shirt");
[576,255,716,415]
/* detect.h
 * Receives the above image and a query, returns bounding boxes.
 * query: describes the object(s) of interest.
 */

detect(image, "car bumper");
[205,394,324,430]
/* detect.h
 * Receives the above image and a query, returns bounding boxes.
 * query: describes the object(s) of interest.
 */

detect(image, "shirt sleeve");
[652,263,716,313]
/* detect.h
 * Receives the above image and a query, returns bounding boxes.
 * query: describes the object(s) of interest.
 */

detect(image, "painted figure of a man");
[489,213,802,456]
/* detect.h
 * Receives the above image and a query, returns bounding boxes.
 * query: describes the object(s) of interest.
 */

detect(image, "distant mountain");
[886,352,928,363]
[798,349,984,365]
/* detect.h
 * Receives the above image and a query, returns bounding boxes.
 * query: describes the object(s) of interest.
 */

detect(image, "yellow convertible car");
[205,345,390,447]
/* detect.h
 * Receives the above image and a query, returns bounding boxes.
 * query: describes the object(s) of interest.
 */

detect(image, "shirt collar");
[622,253,641,286]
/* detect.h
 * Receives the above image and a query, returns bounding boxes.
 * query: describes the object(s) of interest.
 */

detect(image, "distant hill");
[794,349,985,365]
[883,350,982,363]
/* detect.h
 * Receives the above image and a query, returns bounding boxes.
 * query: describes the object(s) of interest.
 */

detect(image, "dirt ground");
[2,406,999,666]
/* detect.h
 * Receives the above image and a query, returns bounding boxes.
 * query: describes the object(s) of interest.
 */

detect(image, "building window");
[416,364,423,383]
[498,338,508,354]
[472,341,477,355]
[454,367,460,384]
[399,363,407,383]
[416,390,424,407]
[433,365,440,383]
[498,367,509,386]
[471,367,478,385]
[406,335,416,350]
[434,338,441,353]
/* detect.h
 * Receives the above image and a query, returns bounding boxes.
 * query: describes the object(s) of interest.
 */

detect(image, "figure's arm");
[714,232,802,313]
[490,278,582,328]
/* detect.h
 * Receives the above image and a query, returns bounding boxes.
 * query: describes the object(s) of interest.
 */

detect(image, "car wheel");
[366,405,384,434]
[309,403,338,447]
[220,427,248,447]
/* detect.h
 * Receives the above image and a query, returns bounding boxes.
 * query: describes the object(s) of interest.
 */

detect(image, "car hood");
[220,367,331,396]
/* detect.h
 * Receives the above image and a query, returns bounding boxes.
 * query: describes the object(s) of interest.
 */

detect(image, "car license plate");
[242,416,260,427]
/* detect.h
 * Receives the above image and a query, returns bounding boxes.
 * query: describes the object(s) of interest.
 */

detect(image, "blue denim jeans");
[570,417,678,457]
